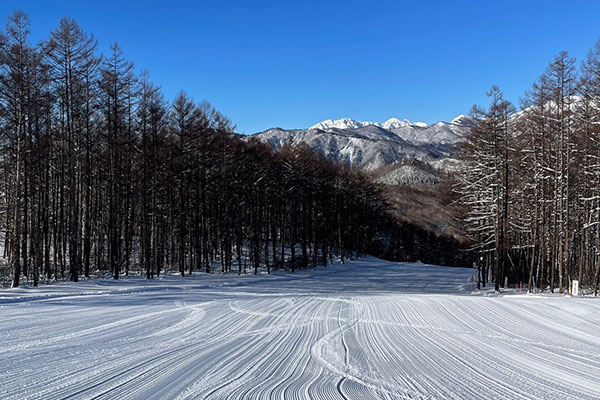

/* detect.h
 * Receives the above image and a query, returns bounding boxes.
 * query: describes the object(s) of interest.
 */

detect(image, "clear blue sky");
[1,0,599,133]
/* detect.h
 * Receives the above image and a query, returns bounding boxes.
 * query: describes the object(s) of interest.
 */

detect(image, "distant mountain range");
[310,117,429,131]
[249,116,474,184]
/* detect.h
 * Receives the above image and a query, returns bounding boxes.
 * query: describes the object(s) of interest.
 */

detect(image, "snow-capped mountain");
[309,117,428,131]
[249,116,473,183]
[382,118,428,129]
[310,118,373,130]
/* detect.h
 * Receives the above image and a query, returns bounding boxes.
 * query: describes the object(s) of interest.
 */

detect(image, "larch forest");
[455,46,600,295]
[0,11,463,289]
[2,10,600,298]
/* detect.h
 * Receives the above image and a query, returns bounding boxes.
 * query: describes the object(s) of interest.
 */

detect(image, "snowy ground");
[1,258,600,399]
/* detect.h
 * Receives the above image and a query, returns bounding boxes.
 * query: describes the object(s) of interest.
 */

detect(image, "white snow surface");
[2,257,600,399]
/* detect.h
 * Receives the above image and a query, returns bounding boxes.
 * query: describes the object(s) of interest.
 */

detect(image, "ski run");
[1,257,599,399]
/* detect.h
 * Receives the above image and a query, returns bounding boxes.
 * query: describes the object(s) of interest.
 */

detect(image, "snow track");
[1,258,599,399]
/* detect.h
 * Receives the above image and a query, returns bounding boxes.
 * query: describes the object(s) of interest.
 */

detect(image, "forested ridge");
[0,11,466,288]
[456,39,600,294]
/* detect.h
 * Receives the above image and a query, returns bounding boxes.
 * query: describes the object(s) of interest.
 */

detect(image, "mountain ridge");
[309,117,429,131]
[249,114,473,181]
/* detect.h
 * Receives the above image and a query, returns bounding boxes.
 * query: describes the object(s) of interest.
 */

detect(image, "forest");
[0,11,466,288]
[455,40,600,294]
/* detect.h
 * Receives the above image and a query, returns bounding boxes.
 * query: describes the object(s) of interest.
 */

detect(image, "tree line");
[0,11,464,288]
[456,39,600,295]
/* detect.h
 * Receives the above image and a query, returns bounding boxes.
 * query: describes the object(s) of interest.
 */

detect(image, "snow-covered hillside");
[250,116,472,177]
[375,164,441,185]
[2,258,599,399]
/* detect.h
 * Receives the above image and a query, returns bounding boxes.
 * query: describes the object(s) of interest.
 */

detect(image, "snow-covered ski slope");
[1,258,600,399]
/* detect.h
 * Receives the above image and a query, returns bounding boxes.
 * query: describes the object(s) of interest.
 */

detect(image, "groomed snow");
[1,258,599,399]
